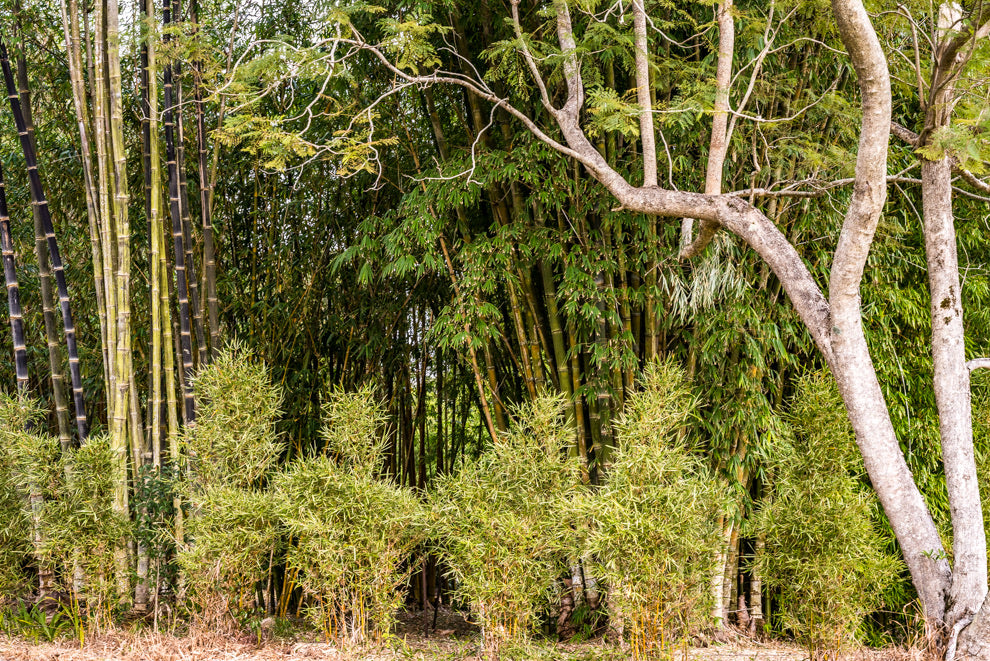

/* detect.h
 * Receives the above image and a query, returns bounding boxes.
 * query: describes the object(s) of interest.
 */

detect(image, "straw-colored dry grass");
[0,604,931,661]
[0,629,931,661]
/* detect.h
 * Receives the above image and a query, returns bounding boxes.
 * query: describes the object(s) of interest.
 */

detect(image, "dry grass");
[0,608,933,661]
[0,630,932,661]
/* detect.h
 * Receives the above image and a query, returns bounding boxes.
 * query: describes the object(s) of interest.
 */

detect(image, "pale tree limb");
[681,0,733,256]
[632,0,657,187]
[828,0,953,624]
[923,3,990,636]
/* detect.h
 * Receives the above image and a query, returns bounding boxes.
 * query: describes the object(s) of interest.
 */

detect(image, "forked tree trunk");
[495,0,983,649]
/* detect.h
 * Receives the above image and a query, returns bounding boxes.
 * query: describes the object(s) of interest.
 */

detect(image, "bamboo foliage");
[0,0,986,649]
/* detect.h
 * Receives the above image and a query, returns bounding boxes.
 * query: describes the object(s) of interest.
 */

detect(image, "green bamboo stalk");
[507,279,537,400]
[540,260,571,399]
[567,319,589,484]
[517,267,547,393]
[106,0,143,482]
[59,0,109,413]
[0,37,88,440]
[160,228,181,544]
[630,272,642,361]
[89,0,120,430]
[141,0,164,466]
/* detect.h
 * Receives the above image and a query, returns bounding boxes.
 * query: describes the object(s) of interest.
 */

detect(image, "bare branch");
[509,0,554,113]
[957,167,990,193]
[890,120,920,145]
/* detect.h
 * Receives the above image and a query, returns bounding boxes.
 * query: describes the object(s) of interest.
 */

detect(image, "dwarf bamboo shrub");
[177,346,284,625]
[584,360,723,658]
[44,435,131,624]
[183,344,283,489]
[0,396,37,596]
[429,394,583,658]
[0,457,28,595]
[972,376,990,547]
[274,386,424,644]
[0,394,128,621]
[752,372,901,658]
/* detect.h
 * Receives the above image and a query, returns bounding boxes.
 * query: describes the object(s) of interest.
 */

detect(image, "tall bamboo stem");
[0,163,28,396]
[10,39,71,442]
[60,0,108,414]
[163,0,196,425]
[190,0,218,357]
[0,38,88,440]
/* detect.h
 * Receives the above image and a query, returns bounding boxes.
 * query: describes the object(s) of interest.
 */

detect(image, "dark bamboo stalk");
[189,0,218,359]
[11,33,71,444]
[0,163,28,395]
[172,0,208,368]
[0,37,87,439]
[162,0,196,425]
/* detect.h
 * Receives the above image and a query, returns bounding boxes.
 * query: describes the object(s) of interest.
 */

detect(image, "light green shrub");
[429,394,583,658]
[183,343,284,490]
[0,394,128,623]
[584,360,724,658]
[0,460,28,596]
[274,386,424,644]
[177,345,284,625]
[0,396,39,597]
[45,435,131,624]
[752,372,902,658]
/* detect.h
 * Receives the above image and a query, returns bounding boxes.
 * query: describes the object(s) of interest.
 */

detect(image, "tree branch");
[680,0,734,256]
[632,0,657,188]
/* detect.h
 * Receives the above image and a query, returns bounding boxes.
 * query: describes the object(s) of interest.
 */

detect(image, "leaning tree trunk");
[527,0,960,638]
[0,37,88,440]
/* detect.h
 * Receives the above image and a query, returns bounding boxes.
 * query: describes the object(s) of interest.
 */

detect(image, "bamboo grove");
[0,0,989,655]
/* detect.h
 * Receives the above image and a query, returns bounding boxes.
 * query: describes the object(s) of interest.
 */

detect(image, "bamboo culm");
[12,36,72,448]
[0,36,87,439]
[163,0,196,425]
[0,162,28,395]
